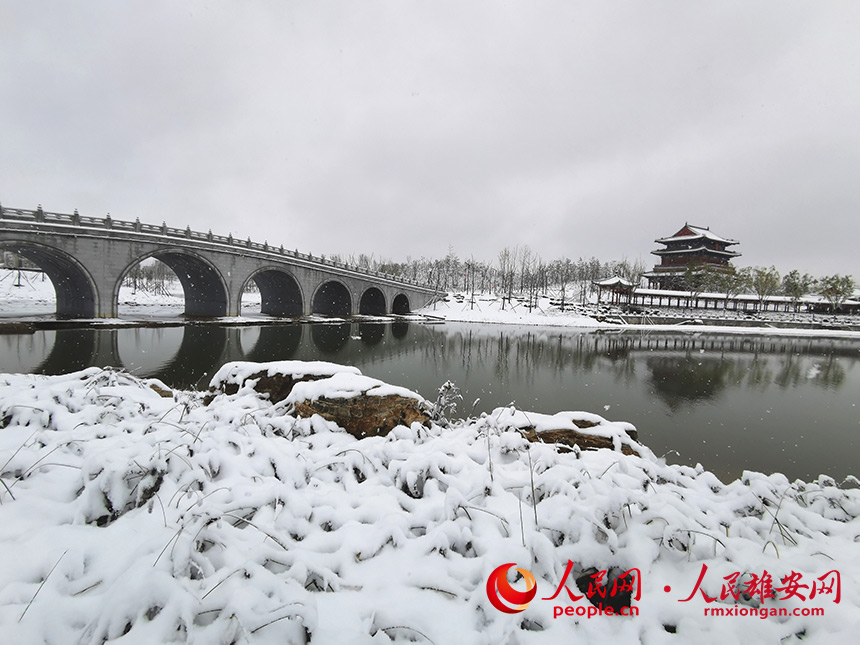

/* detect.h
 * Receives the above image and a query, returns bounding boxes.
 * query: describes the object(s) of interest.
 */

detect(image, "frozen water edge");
[4,271,859,338]
[0,363,857,643]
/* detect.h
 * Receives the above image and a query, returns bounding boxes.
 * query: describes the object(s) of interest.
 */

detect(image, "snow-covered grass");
[1,363,857,643]
[421,293,606,328]
[0,269,56,317]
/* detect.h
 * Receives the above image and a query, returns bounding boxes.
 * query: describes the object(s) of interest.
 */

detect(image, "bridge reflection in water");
[0,323,857,481]
[1,321,419,389]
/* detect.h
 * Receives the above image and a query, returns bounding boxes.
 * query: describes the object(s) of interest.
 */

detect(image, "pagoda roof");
[655,224,738,246]
[594,275,635,288]
[651,245,741,257]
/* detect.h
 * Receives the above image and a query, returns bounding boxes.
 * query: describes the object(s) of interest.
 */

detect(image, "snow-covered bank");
[5,270,859,341]
[1,363,857,643]
[419,293,860,339]
[420,293,607,328]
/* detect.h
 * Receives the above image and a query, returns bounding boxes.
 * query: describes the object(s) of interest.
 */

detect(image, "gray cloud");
[2,1,858,276]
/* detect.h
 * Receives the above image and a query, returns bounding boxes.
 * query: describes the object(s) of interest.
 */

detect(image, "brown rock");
[293,393,430,438]
[148,383,174,398]
[522,426,641,457]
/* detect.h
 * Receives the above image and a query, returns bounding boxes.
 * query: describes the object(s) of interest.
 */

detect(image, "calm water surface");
[1,321,858,482]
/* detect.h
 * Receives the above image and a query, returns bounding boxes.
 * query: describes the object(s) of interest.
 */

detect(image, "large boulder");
[207,360,361,403]
[286,373,430,438]
[208,361,430,438]
[492,407,643,456]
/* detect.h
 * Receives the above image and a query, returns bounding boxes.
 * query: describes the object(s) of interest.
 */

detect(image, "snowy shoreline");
[418,294,860,339]
[3,271,860,339]
[1,362,857,643]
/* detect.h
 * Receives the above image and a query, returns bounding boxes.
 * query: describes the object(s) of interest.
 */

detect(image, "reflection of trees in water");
[496,332,511,382]
[596,334,639,385]
[0,330,54,374]
[773,354,846,390]
[415,328,641,389]
[731,357,775,392]
[513,332,539,387]
[646,347,851,411]
[646,355,731,411]
[419,328,856,409]
[807,356,846,389]
[16,324,858,398]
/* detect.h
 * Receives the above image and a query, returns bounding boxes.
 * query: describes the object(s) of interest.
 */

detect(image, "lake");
[1,320,857,483]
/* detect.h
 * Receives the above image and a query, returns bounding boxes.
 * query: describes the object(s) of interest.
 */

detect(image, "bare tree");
[551,258,574,311]
[782,270,817,314]
[683,262,711,308]
[518,245,533,295]
[497,247,518,310]
[711,268,751,311]
[750,266,781,312]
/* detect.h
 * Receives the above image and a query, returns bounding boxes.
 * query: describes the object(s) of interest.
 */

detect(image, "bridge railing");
[0,204,432,289]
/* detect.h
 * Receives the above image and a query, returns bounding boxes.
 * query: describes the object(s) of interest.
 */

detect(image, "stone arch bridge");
[0,205,438,319]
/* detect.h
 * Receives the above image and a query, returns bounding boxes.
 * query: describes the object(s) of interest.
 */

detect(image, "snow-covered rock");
[209,361,431,438]
[493,407,644,456]
[287,372,430,439]
[208,360,361,402]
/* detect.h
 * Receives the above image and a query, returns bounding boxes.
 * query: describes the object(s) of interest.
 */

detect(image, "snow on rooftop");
[656,225,738,245]
[594,275,635,287]
[1,365,858,643]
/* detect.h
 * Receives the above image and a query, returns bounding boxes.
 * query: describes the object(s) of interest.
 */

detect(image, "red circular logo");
[486,563,537,613]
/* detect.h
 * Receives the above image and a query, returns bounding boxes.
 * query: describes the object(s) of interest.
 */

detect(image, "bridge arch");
[242,267,304,317]
[358,287,387,316]
[0,240,97,318]
[312,280,352,316]
[118,250,228,317]
[392,293,411,315]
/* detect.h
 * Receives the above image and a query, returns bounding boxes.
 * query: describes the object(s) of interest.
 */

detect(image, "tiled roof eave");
[654,234,739,245]
[651,247,741,257]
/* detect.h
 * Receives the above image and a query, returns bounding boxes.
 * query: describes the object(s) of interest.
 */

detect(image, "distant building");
[1,251,42,272]
[643,224,740,290]
[594,275,635,304]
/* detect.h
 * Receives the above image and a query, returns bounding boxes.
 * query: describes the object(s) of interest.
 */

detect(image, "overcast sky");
[2,1,859,276]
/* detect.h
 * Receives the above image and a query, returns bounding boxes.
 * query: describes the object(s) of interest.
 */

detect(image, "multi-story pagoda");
[644,224,740,290]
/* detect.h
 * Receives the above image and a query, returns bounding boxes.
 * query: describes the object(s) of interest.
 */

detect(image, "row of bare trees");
[332,246,648,311]
[122,259,180,296]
